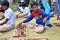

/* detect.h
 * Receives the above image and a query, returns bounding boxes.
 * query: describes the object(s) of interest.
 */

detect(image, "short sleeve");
[4,11,12,19]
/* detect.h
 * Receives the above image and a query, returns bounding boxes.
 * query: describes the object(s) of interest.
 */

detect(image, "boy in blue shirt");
[19,2,51,27]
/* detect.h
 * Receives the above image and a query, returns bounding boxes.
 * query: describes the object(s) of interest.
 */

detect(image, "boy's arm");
[41,10,51,23]
[41,10,51,20]
[0,11,14,25]
[21,14,34,24]
[0,18,9,25]
[0,12,11,25]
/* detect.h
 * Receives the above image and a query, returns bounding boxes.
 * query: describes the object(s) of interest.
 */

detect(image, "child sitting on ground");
[18,2,52,33]
[16,2,31,18]
[0,1,15,32]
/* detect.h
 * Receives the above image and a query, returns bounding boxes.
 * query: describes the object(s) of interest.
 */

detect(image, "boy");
[18,2,51,28]
[16,2,30,18]
[0,1,15,32]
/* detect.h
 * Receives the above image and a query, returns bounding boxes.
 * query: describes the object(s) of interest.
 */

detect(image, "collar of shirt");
[5,7,10,11]
[5,7,12,13]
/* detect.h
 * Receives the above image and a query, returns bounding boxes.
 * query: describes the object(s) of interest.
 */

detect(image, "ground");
[0,12,60,40]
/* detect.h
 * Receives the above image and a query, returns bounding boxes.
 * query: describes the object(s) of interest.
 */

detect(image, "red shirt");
[32,9,41,17]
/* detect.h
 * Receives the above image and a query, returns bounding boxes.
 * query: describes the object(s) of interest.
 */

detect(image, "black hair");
[19,2,26,7]
[30,2,38,8]
[1,0,9,7]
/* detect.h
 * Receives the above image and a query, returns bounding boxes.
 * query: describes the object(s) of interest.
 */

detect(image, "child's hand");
[17,22,23,28]
[19,22,23,25]
[43,17,48,23]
